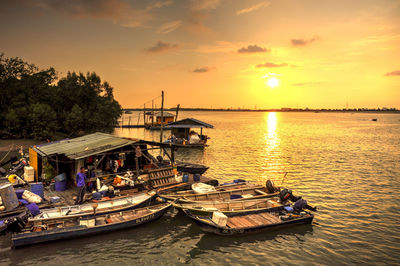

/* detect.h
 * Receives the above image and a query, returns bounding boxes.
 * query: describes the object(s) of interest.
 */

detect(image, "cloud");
[190,0,221,11]
[291,36,319,46]
[185,0,221,32]
[9,0,165,28]
[236,1,270,15]
[157,20,182,34]
[146,0,173,10]
[256,62,287,68]
[238,45,269,53]
[384,70,400,76]
[145,41,179,53]
[193,67,214,73]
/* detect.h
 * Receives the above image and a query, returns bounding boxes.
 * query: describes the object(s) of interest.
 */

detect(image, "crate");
[212,211,228,227]
[24,166,35,182]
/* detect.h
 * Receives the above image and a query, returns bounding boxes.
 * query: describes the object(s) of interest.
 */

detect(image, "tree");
[0,53,122,140]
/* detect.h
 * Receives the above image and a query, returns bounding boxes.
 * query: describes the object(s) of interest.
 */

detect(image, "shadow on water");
[185,223,314,260]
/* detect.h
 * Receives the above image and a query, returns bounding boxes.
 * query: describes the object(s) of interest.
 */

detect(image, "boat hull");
[13,204,172,248]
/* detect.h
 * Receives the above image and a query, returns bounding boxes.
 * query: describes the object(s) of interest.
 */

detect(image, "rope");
[0,144,15,163]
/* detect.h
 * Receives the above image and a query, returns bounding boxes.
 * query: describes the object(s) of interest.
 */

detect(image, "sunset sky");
[1,0,399,109]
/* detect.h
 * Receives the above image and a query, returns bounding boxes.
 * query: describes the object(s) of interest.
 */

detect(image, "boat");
[164,118,214,148]
[176,162,209,175]
[172,197,284,215]
[12,203,172,248]
[158,182,260,199]
[183,207,314,235]
[31,191,156,222]
[160,186,279,203]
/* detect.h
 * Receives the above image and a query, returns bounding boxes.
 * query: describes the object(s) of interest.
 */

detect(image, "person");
[75,167,87,205]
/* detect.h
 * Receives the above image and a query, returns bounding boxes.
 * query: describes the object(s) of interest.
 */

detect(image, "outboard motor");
[266,180,279,193]
[279,188,293,202]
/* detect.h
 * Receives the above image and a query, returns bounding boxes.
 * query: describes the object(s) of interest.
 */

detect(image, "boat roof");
[165,118,214,129]
[153,111,175,117]
[33,132,140,160]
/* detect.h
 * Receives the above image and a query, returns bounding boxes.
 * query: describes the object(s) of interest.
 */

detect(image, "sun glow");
[267,77,279,88]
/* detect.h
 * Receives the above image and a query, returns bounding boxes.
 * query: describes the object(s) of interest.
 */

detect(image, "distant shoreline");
[123,108,400,114]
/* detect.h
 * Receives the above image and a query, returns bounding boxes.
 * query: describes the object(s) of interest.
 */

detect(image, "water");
[1,111,399,265]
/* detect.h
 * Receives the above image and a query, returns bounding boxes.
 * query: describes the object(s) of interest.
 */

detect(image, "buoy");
[8,174,17,183]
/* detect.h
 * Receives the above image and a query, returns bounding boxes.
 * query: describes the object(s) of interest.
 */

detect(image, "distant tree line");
[0,53,122,140]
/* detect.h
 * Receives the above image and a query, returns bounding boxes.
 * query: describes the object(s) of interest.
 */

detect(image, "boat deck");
[226,213,280,228]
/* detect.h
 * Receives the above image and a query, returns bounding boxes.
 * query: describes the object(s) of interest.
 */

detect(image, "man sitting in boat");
[75,167,87,205]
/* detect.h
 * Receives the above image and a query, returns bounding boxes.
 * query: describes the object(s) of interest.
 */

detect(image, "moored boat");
[31,191,156,222]
[12,203,172,247]
[161,186,278,203]
[172,197,284,215]
[183,207,314,235]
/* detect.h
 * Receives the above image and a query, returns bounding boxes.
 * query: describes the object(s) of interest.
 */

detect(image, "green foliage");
[0,53,122,140]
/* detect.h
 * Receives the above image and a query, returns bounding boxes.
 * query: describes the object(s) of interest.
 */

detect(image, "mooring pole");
[160,90,164,144]
[152,99,154,126]
[143,104,146,127]
[175,104,180,122]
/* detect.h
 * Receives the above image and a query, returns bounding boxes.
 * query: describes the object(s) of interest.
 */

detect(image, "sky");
[1,0,399,109]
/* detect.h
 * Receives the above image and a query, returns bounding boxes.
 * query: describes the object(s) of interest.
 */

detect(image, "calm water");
[1,111,399,265]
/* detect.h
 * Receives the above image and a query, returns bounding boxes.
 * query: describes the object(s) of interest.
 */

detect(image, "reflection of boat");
[183,207,313,235]
[30,192,156,222]
[172,197,283,215]
[12,203,172,248]
[160,186,278,203]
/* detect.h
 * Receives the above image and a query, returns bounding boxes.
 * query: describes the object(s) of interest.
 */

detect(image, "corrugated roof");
[165,118,214,129]
[33,132,138,160]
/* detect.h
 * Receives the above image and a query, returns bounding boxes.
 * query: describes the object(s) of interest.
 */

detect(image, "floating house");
[165,118,214,147]
[145,111,175,130]
[28,132,176,184]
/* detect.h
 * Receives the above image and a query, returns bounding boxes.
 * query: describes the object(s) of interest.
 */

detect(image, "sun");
[267,77,279,88]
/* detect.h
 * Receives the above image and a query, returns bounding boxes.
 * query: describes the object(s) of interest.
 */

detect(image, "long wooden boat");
[183,207,314,235]
[12,203,172,248]
[172,198,284,215]
[31,191,156,222]
[158,182,260,199]
[161,186,279,203]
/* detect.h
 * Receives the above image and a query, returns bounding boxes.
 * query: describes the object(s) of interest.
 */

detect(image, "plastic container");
[182,174,189,183]
[55,180,67,191]
[0,184,19,211]
[15,189,25,199]
[284,206,294,212]
[193,174,200,182]
[30,182,44,198]
[54,173,66,182]
[212,211,228,227]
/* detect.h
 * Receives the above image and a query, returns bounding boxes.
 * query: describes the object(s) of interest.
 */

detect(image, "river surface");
[1,111,399,265]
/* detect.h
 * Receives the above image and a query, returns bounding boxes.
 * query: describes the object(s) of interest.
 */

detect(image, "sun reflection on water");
[261,112,284,183]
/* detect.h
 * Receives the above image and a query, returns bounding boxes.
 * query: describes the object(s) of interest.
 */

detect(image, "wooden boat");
[158,182,260,199]
[161,186,279,203]
[31,191,156,222]
[172,197,284,215]
[183,207,314,235]
[176,162,209,175]
[12,203,172,248]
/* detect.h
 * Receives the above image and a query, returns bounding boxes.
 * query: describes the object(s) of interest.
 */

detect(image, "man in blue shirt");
[75,167,87,205]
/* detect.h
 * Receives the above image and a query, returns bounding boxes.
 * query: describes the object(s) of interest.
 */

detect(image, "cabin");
[153,111,175,125]
[28,132,175,184]
[165,118,214,147]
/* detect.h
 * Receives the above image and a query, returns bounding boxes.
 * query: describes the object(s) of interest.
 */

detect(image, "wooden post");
[143,104,146,126]
[160,91,164,143]
[152,99,154,126]
[175,104,180,122]
[128,116,131,127]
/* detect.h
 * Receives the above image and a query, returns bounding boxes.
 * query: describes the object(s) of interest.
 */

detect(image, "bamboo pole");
[160,91,164,143]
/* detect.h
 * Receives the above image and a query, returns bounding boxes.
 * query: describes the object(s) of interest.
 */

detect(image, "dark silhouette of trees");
[0,53,122,140]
